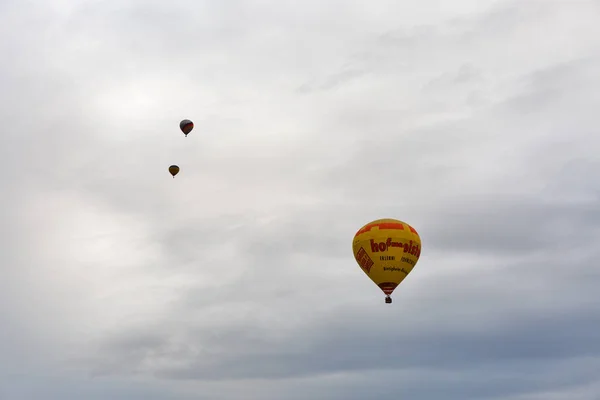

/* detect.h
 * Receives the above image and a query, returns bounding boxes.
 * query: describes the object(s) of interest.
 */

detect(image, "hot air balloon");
[168,165,180,178]
[180,119,193,136]
[352,218,421,304]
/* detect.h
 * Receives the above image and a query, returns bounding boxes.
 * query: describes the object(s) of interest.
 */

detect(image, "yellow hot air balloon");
[352,218,421,304]
[168,165,180,178]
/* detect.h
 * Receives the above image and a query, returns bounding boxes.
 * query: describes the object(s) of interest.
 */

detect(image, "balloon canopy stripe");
[377,282,398,295]
[355,222,418,237]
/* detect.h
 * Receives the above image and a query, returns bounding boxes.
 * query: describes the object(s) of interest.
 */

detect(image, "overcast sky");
[1,0,600,399]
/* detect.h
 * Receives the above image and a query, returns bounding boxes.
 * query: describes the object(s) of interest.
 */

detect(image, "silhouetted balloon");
[169,165,180,178]
[180,119,193,136]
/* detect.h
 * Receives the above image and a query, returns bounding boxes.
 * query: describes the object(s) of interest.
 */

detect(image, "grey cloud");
[420,196,600,255]
[423,64,483,92]
[2,0,600,399]
[296,68,368,94]
[501,57,600,116]
[83,301,600,395]
[81,235,600,381]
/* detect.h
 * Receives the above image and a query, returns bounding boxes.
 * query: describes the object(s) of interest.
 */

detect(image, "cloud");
[1,0,599,398]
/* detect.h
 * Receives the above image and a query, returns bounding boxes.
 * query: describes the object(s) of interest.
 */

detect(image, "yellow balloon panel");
[352,218,421,296]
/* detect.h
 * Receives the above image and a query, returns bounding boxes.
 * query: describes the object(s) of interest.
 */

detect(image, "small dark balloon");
[169,165,180,178]
[180,119,194,136]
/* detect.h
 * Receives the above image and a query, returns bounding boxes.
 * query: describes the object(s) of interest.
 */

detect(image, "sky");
[1,0,600,399]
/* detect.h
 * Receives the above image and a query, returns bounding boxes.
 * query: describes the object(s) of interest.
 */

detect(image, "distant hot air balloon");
[180,119,193,136]
[352,218,422,304]
[169,165,180,178]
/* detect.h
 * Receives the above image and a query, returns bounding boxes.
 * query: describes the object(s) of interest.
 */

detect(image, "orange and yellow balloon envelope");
[352,218,421,304]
